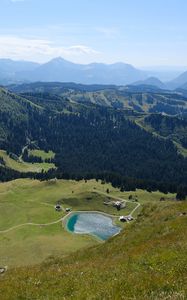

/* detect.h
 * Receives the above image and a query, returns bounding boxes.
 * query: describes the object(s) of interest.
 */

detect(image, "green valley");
[0,150,55,172]
[0,178,174,267]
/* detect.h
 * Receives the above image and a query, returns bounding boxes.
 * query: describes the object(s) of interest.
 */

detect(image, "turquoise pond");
[66,212,121,240]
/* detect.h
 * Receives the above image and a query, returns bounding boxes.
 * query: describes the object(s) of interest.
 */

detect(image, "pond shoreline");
[64,211,121,241]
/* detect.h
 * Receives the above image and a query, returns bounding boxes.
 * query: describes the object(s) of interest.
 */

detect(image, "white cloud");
[0,35,100,63]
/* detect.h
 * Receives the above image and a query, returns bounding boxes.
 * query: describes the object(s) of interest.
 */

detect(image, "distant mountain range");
[0,59,39,84]
[1,57,187,90]
[17,57,148,85]
[167,71,187,90]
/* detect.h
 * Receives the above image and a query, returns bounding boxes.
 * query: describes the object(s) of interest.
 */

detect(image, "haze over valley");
[1,57,187,91]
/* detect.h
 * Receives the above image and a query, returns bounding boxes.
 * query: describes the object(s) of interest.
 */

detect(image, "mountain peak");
[132,76,166,89]
[49,57,69,64]
[46,57,78,68]
[50,57,66,62]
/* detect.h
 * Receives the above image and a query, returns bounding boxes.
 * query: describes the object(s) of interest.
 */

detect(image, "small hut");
[55,204,62,212]
[65,208,71,212]
[114,201,122,211]
[0,267,7,274]
[119,216,127,222]
[127,215,134,221]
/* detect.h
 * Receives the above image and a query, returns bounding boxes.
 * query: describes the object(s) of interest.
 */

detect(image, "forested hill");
[9,82,187,116]
[0,85,187,194]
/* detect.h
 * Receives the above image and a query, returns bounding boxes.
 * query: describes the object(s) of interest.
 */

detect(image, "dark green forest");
[0,84,187,196]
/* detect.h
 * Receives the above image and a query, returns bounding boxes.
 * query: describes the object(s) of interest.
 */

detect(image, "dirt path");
[19,145,28,162]
[93,189,141,216]
[0,218,63,234]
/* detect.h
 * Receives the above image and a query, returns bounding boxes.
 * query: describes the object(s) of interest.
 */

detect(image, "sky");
[0,0,187,67]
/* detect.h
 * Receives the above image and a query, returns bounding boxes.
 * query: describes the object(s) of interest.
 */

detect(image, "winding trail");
[130,203,141,215]
[0,218,63,234]
[93,189,141,217]
[19,145,28,162]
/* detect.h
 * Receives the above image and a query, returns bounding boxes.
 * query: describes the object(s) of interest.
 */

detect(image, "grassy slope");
[28,150,55,160]
[0,179,173,267]
[174,141,187,157]
[0,150,55,172]
[0,198,186,299]
[135,118,187,157]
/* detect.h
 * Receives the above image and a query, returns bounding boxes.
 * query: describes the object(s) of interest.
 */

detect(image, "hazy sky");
[1,0,187,66]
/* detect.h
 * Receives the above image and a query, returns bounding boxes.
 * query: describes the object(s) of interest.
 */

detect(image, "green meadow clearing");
[0,150,55,172]
[0,178,175,267]
[28,149,55,160]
